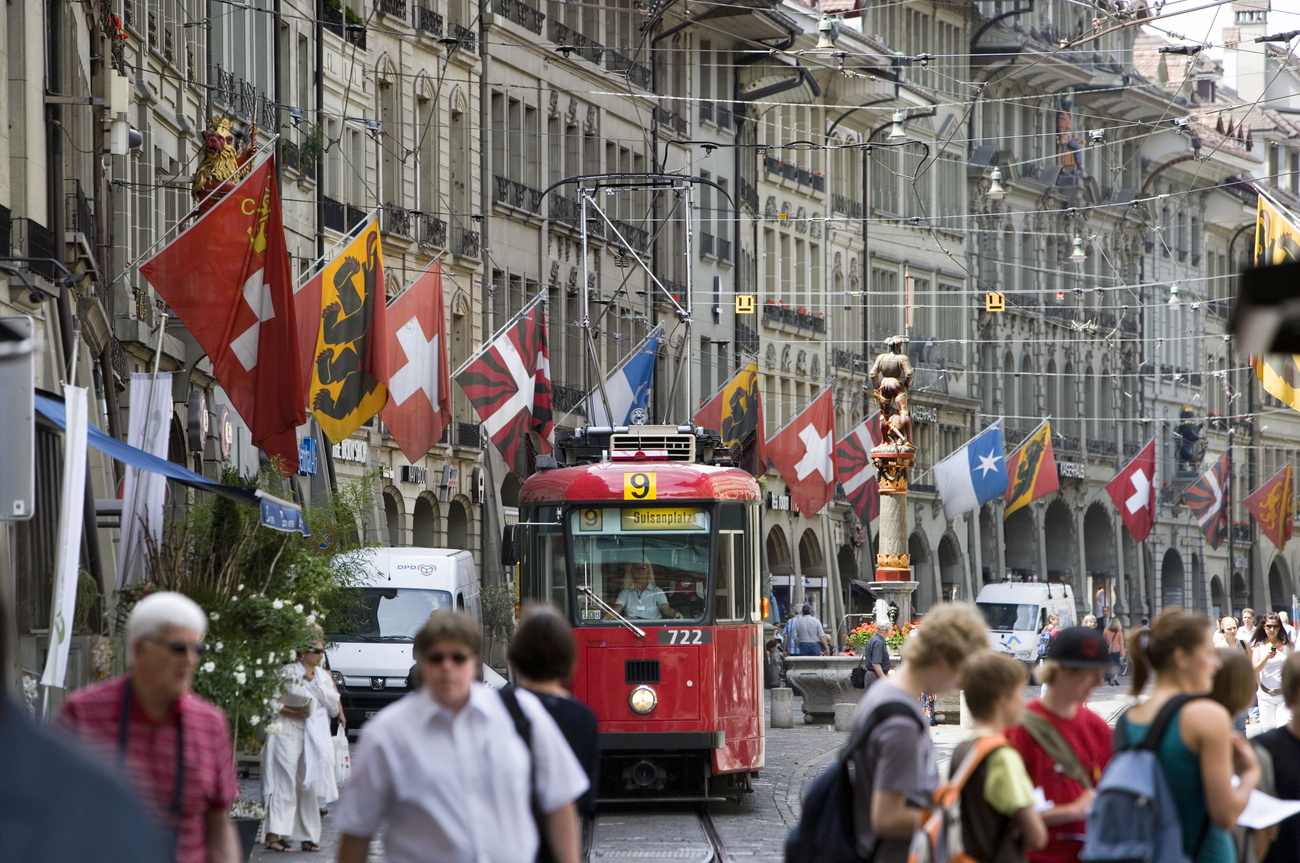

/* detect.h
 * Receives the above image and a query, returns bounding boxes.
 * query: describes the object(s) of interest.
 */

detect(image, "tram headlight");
[628,685,658,715]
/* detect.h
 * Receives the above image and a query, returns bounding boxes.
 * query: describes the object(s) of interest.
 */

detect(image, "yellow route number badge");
[623,471,657,500]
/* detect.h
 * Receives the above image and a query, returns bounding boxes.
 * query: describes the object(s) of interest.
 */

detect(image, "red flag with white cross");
[768,389,837,516]
[140,156,304,473]
[1105,439,1157,542]
[380,262,452,462]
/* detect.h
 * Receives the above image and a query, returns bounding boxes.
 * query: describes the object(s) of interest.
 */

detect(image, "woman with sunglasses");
[1251,613,1295,729]
[263,632,340,852]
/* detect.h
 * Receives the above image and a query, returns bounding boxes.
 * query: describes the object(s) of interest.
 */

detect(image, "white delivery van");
[326,548,479,728]
[974,582,1077,666]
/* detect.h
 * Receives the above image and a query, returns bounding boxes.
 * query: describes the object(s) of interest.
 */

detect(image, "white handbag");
[333,726,351,788]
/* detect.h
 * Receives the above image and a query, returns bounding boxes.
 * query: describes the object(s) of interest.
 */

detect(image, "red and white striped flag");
[836,414,879,524]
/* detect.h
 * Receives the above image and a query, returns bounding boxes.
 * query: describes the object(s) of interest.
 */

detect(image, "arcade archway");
[910,531,936,612]
[1044,499,1075,584]
[1005,508,1036,577]
[447,498,470,549]
[412,493,440,547]
[938,532,963,602]
[1161,549,1185,610]
[1268,557,1293,611]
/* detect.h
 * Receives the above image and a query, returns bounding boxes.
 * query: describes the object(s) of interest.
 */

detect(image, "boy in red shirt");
[1006,626,1114,863]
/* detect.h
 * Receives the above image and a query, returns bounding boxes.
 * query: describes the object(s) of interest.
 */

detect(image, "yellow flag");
[1004,421,1058,518]
[309,222,390,442]
[1252,195,1300,412]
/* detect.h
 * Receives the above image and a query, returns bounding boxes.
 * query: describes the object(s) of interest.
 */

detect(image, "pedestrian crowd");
[787,602,1300,863]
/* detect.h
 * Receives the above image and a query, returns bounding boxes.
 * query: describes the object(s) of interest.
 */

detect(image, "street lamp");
[1167,282,1180,306]
[888,109,906,140]
[1070,235,1087,263]
[987,166,1005,201]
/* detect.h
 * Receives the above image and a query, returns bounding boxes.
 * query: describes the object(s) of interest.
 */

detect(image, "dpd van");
[325,547,479,729]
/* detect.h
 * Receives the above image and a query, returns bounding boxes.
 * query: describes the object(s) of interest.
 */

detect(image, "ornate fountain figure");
[867,336,919,620]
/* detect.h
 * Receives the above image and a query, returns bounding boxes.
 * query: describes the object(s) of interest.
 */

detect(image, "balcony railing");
[1086,437,1117,456]
[66,180,97,257]
[416,5,443,35]
[383,203,412,238]
[424,216,447,247]
[11,218,56,281]
[488,0,545,34]
[739,177,759,214]
[832,348,865,373]
[550,195,581,230]
[700,232,715,257]
[764,155,781,175]
[761,302,826,334]
[449,23,475,52]
[611,220,648,252]
[347,205,368,231]
[494,175,543,214]
[456,228,480,258]
[324,196,346,232]
[736,320,759,354]
[831,193,863,220]
[553,382,587,416]
[376,0,406,19]
[812,173,825,192]
[549,21,601,62]
[605,51,651,88]
[454,422,482,448]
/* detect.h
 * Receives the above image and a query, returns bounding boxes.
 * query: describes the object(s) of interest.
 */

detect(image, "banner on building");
[307,222,391,443]
[41,385,88,688]
[1244,462,1294,552]
[1105,440,1157,543]
[766,389,837,516]
[587,327,661,427]
[1004,420,1059,518]
[1251,194,1300,413]
[934,423,1008,522]
[117,373,173,586]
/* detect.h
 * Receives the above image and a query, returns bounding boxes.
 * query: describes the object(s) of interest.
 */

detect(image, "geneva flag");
[836,415,879,524]
[1244,463,1294,552]
[139,156,304,473]
[1004,421,1059,518]
[456,305,554,475]
[1184,453,1230,550]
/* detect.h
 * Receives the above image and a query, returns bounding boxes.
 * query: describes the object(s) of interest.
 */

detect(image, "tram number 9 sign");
[623,471,657,500]
[658,629,712,645]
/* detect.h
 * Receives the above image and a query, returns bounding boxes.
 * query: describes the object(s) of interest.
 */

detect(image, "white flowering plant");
[120,467,376,750]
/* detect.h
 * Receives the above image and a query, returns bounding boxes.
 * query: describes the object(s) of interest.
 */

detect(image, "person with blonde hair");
[1104,618,1125,686]
[847,603,990,863]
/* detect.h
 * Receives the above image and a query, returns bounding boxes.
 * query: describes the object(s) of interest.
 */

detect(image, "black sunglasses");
[424,651,471,666]
[304,647,325,654]
[159,640,207,657]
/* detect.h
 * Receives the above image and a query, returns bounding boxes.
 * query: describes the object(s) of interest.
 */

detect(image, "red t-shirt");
[1006,699,1113,863]
[56,675,238,863]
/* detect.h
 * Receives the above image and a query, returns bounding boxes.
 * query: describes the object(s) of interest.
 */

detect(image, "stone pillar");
[770,687,794,729]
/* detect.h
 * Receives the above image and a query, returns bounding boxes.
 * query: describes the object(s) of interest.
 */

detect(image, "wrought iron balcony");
[456,228,480,258]
[812,173,825,192]
[347,205,368,231]
[448,23,475,52]
[761,302,826,334]
[488,0,545,34]
[424,216,447,247]
[454,422,482,448]
[736,321,759,354]
[830,193,862,220]
[323,196,346,232]
[66,180,97,256]
[376,0,406,19]
[553,382,587,416]
[781,162,798,182]
[549,194,581,230]
[610,220,648,252]
[1086,437,1117,456]
[764,155,781,175]
[605,51,651,88]
[832,348,865,373]
[795,167,813,187]
[494,175,543,214]
[416,5,443,35]
[383,203,413,238]
[739,177,759,214]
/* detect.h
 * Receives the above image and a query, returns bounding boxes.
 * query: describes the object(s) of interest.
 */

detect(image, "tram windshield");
[567,506,711,624]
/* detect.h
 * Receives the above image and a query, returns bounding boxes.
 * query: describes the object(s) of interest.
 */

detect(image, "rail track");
[585,808,730,863]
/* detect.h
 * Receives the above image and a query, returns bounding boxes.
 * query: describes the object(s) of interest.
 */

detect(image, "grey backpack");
[1079,695,1208,863]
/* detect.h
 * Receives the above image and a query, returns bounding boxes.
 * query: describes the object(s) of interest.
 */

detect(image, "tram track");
[585,808,730,863]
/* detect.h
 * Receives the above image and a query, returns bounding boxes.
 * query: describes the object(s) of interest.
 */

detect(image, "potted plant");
[230,798,266,862]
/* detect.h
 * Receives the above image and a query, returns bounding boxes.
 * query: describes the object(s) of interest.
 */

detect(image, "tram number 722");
[657,629,713,645]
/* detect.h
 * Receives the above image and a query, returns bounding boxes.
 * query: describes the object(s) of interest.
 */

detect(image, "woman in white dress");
[1251,612,1295,729]
[263,636,340,852]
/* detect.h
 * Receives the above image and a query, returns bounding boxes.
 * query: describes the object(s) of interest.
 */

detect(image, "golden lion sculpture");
[192,116,258,214]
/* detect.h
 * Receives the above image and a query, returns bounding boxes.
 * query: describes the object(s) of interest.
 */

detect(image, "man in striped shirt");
[57,592,240,863]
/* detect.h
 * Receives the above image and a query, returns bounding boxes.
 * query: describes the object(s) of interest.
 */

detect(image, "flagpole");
[295,205,385,288]
[110,136,283,287]
[579,324,663,424]
[578,191,615,426]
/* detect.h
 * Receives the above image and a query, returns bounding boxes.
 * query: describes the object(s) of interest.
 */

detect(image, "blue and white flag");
[588,328,660,426]
[933,424,1008,521]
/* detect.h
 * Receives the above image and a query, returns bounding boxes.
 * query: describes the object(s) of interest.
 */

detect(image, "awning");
[34,393,308,536]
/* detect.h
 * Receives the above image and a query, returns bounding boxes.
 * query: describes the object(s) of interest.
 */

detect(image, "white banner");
[41,386,88,689]
[118,373,173,585]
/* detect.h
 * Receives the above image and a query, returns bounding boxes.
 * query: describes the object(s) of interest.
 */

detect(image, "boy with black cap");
[1005,626,1115,863]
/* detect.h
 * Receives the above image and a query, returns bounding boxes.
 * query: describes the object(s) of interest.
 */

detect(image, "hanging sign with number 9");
[623,471,656,500]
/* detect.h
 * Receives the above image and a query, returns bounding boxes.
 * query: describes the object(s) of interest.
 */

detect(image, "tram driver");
[613,562,684,620]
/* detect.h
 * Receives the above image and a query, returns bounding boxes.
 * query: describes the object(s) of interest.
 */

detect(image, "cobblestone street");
[242,684,1143,861]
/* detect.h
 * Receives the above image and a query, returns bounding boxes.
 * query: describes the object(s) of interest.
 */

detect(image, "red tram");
[514,425,765,801]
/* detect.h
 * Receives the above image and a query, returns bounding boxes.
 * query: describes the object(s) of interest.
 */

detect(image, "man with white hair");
[57,591,240,863]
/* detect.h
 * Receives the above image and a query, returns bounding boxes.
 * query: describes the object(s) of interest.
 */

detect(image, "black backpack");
[785,701,925,863]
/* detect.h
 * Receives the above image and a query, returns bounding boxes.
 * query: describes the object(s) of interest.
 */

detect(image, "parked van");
[974,581,1077,665]
[325,548,479,729]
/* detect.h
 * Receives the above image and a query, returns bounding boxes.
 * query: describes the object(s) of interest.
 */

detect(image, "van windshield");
[978,602,1039,632]
[329,588,453,642]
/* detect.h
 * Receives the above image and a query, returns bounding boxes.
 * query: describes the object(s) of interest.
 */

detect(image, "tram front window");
[568,506,711,624]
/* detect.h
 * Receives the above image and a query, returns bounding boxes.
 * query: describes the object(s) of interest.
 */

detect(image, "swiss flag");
[380,263,452,462]
[1105,440,1156,542]
[140,157,304,473]
[768,389,837,516]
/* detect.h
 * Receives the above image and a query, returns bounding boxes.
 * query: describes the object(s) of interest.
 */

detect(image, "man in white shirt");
[613,562,682,620]
[334,611,588,863]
